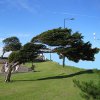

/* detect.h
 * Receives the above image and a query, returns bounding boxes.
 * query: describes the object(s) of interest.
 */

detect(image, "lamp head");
[70,18,75,20]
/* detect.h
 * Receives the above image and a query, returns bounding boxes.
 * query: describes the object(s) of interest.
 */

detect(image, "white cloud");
[52,11,99,18]
[1,0,40,13]
[17,0,34,13]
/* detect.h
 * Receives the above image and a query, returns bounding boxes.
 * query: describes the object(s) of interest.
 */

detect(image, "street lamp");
[62,18,74,67]
[64,18,74,28]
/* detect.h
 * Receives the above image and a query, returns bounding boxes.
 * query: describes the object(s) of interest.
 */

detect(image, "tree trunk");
[62,56,65,67]
[5,65,12,82]
[31,61,35,71]
[5,62,19,82]
[32,61,33,67]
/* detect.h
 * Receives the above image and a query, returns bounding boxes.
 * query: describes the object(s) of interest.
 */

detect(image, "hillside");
[0,61,99,100]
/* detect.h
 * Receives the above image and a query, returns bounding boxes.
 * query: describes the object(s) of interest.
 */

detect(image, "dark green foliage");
[21,42,43,63]
[3,36,21,52]
[31,28,99,66]
[7,42,45,82]
[73,79,100,100]
[2,36,21,58]
[54,41,99,62]
[8,42,46,64]
[8,51,20,63]
[8,50,27,64]
[31,27,72,46]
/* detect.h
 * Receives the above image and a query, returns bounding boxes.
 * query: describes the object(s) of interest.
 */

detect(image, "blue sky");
[0,0,100,69]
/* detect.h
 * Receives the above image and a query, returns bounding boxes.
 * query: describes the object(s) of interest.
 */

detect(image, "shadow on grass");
[13,70,93,82]
[37,69,93,80]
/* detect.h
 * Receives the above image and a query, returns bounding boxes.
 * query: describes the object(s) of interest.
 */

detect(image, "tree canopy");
[3,36,21,51]
[9,42,46,64]
[6,42,46,82]
[3,27,99,82]
[31,28,99,66]
[31,28,73,46]
[1,36,21,58]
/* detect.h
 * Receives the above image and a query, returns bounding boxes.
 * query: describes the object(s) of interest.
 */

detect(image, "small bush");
[73,79,100,100]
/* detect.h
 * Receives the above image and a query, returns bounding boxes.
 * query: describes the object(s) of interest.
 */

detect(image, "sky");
[0,0,100,69]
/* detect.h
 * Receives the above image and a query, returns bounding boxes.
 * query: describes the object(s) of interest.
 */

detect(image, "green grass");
[0,61,99,100]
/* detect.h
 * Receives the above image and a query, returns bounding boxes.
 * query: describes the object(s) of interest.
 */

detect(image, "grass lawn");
[0,61,99,100]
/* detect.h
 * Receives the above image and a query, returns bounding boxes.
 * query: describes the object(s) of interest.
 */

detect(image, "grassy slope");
[0,61,99,100]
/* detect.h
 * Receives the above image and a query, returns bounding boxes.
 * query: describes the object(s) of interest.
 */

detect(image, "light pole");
[62,18,74,67]
[64,18,74,28]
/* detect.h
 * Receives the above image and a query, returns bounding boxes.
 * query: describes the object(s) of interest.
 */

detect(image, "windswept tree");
[31,27,99,67]
[1,36,21,58]
[5,42,46,82]
[21,42,46,66]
